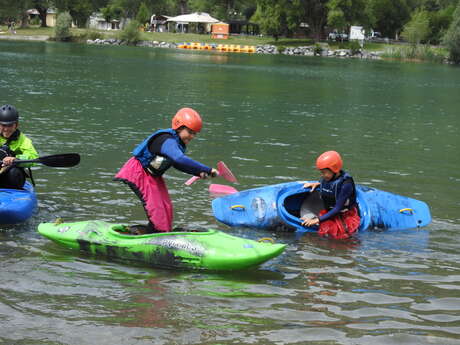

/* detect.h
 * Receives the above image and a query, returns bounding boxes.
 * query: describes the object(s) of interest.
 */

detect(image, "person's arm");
[318,182,353,222]
[160,138,212,176]
[15,136,39,161]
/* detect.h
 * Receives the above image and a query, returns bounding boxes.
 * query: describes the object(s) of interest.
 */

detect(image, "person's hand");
[199,171,209,179]
[210,168,218,178]
[303,182,319,192]
[301,216,320,227]
[2,156,16,167]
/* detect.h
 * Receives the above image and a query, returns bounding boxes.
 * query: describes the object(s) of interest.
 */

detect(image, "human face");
[0,122,18,139]
[319,168,335,181]
[177,127,197,145]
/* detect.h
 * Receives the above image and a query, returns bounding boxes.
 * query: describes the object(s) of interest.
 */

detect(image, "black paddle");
[13,153,80,167]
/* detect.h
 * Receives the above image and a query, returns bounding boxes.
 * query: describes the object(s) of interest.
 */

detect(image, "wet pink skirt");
[114,157,172,232]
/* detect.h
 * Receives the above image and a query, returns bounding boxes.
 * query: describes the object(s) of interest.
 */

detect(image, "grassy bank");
[1,25,383,49]
[381,44,448,63]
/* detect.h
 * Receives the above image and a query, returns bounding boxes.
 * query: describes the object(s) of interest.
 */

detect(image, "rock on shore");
[86,39,382,60]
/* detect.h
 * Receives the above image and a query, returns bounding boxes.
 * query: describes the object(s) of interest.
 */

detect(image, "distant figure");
[114,108,217,233]
[0,105,39,189]
[8,20,16,34]
[301,151,360,239]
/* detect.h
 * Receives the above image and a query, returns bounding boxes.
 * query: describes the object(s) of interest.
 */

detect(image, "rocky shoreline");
[86,38,383,60]
[0,35,382,60]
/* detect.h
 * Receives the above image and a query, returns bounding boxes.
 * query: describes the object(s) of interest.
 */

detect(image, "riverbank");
[0,27,448,63]
[0,32,384,61]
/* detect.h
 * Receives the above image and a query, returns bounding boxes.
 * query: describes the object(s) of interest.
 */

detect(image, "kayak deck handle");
[231,205,245,211]
[258,237,275,244]
[399,208,414,214]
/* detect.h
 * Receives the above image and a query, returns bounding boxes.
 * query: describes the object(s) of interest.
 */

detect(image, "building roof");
[167,12,220,24]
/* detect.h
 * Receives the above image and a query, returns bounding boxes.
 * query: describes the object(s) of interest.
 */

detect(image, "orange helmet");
[171,108,202,132]
[316,151,343,173]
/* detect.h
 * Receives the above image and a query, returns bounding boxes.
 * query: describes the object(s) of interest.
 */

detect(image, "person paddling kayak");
[301,151,360,240]
[114,108,217,233]
[0,104,39,189]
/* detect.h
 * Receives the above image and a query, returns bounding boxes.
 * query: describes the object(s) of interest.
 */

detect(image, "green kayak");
[37,220,286,271]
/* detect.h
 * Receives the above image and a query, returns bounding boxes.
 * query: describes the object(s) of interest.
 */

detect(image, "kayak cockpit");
[278,188,324,232]
[110,224,213,236]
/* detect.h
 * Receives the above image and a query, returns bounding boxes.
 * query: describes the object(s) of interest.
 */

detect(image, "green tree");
[443,0,460,63]
[0,0,29,27]
[326,0,371,33]
[54,11,72,40]
[119,19,141,44]
[367,0,411,38]
[251,0,288,39]
[402,9,431,44]
[55,0,98,27]
[136,2,150,24]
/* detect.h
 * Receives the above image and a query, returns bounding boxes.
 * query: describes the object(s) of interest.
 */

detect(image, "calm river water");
[1,40,460,345]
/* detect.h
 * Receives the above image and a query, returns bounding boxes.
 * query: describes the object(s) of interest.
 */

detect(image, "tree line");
[1,0,459,54]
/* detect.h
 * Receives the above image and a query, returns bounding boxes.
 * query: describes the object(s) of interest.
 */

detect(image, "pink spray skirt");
[114,157,173,232]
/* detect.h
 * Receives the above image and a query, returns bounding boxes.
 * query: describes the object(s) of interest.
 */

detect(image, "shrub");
[443,2,460,63]
[314,43,323,55]
[54,11,72,42]
[119,20,141,45]
[349,40,362,55]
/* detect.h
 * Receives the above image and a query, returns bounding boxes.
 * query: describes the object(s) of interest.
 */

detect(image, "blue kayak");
[212,181,431,233]
[0,181,37,224]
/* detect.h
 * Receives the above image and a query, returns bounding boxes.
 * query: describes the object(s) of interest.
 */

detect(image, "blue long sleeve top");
[149,133,211,176]
[318,182,354,222]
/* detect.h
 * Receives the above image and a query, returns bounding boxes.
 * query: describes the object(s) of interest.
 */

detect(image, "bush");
[381,45,446,62]
[443,2,460,63]
[314,43,323,55]
[349,40,362,55]
[119,20,141,45]
[78,29,104,41]
[54,11,72,41]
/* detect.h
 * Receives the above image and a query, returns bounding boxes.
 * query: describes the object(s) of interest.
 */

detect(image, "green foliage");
[136,2,150,24]
[382,45,447,62]
[119,19,141,45]
[402,10,431,44]
[252,0,286,39]
[54,0,93,28]
[54,11,72,41]
[76,29,105,42]
[367,0,411,38]
[327,7,346,32]
[443,1,460,63]
[314,43,323,55]
[349,39,362,54]
[101,2,124,22]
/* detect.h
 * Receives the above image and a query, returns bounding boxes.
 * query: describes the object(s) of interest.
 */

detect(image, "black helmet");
[0,104,19,125]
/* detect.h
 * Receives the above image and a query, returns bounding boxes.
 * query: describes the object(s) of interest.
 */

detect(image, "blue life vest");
[132,128,185,176]
[319,171,357,211]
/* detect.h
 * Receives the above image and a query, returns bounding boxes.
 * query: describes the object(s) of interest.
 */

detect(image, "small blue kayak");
[212,181,431,233]
[0,181,37,224]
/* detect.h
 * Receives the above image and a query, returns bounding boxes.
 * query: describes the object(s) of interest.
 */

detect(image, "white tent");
[166,12,219,24]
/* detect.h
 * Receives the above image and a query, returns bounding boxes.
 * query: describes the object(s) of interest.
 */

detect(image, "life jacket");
[132,128,185,176]
[319,171,357,211]
[0,129,20,159]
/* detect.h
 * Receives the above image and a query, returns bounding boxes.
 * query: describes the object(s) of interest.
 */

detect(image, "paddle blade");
[217,161,237,183]
[209,184,238,196]
[38,153,80,167]
[185,176,200,186]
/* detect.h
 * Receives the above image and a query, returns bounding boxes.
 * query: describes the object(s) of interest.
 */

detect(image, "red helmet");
[316,151,343,173]
[171,108,202,132]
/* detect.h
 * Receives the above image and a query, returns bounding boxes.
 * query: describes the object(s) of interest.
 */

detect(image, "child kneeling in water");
[302,151,360,240]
